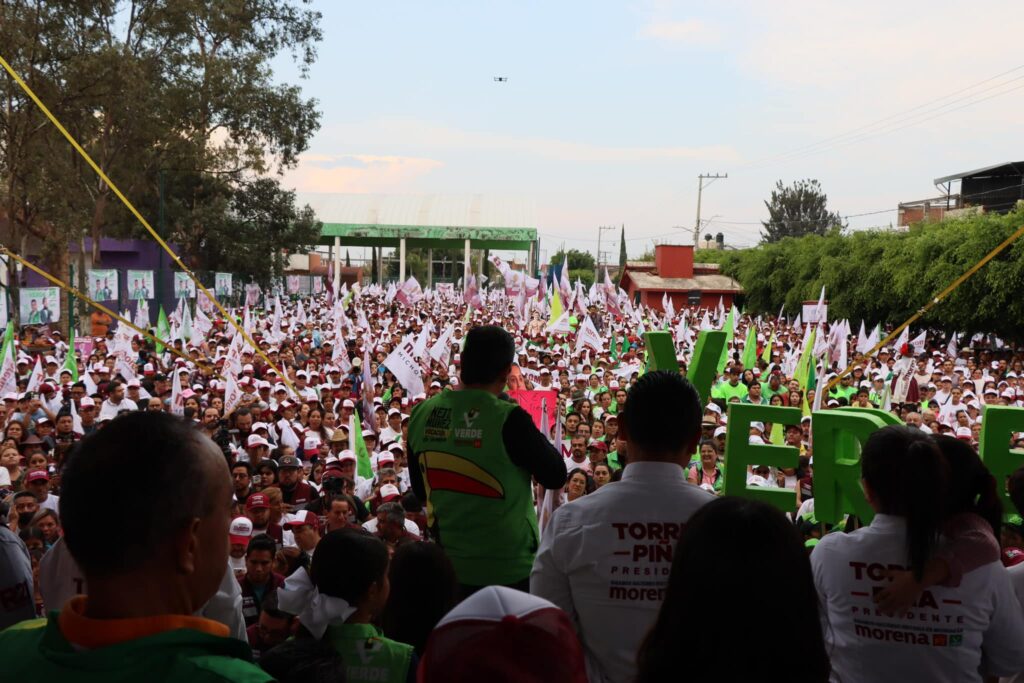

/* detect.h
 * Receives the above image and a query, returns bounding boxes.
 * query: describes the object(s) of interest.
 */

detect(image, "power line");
[743,63,1024,169]
[709,180,1024,227]
[758,80,1024,168]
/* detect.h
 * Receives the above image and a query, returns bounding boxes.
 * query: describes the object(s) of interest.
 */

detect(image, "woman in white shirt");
[812,426,1024,683]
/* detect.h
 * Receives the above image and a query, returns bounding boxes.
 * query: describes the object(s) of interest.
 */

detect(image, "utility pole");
[595,225,615,282]
[694,173,727,247]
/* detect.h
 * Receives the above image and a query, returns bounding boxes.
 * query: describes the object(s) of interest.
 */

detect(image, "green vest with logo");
[408,389,539,586]
[324,623,412,683]
[0,616,272,683]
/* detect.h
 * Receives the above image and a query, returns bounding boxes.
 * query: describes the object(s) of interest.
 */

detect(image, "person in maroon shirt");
[277,455,313,510]
[238,534,285,627]
[245,493,283,545]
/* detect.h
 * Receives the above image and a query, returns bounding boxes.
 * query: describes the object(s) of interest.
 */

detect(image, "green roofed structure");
[299,193,539,284]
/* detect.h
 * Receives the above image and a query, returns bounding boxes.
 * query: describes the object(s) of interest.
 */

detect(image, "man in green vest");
[0,412,270,683]
[409,325,566,597]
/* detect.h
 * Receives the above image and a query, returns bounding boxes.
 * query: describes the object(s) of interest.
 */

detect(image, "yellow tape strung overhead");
[0,245,220,376]
[824,222,1024,394]
[0,54,299,399]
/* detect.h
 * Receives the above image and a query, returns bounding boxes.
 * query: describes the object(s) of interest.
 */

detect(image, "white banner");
[383,337,425,397]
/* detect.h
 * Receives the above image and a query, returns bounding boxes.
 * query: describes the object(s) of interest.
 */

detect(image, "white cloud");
[637,19,719,45]
[283,154,443,193]
[313,118,740,164]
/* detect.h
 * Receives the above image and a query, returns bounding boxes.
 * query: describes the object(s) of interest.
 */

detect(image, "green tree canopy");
[761,179,845,243]
[714,207,1024,342]
[0,0,323,323]
[551,248,595,272]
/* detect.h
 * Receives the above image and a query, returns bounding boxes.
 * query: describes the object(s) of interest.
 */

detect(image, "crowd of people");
[0,278,1023,682]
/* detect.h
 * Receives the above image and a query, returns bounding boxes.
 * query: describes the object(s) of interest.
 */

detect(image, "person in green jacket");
[408,326,567,597]
[277,529,415,683]
[0,411,270,683]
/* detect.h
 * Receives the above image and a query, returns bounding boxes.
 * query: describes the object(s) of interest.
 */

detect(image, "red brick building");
[618,244,742,311]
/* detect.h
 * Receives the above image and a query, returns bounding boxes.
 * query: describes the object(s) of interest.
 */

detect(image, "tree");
[0,0,324,317]
[761,179,845,243]
[345,249,351,267]
[713,206,1024,343]
[196,178,320,288]
[618,224,627,271]
[550,248,595,272]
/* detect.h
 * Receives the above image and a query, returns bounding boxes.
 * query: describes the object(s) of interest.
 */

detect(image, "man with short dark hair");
[238,534,284,628]
[97,381,137,421]
[532,370,713,683]
[324,494,361,532]
[0,411,271,682]
[245,591,294,662]
[231,462,254,507]
[277,455,313,509]
[11,491,39,534]
[408,325,566,597]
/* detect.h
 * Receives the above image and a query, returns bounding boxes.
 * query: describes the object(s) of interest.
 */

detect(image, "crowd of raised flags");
[2,263,1024,682]
[0,270,1018,464]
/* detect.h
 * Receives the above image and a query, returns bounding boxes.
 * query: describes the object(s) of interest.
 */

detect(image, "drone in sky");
[493,76,508,82]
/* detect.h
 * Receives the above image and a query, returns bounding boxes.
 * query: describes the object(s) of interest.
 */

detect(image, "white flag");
[908,330,927,356]
[383,338,425,397]
[70,397,83,435]
[0,339,17,395]
[546,311,572,334]
[193,304,213,340]
[223,372,242,416]
[170,369,184,416]
[26,357,44,393]
[429,325,454,364]
[395,277,424,306]
[895,327,910,354]
[856,321,869,354]
[574,316,603,355]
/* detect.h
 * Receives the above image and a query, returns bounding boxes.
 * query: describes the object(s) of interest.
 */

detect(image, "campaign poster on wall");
[215,272,232,298]
[174,272,197,299]
[127,270,154,300]
[198,290,217,314]
[20,287,60,324]
[88,269,118,301]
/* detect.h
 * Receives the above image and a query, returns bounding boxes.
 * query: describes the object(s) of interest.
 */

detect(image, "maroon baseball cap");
[245,493,270,510]
[26,469,49,483]
[1003,547,1024,568]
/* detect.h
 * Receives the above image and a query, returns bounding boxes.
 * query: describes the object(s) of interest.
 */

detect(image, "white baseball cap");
[229,517,254,544]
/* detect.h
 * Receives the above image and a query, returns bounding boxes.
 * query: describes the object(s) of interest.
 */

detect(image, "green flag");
[620,334,629,357]
[740,324,758,370]
[0,322,13,365]
[63,327,79,381]
[717,306,735,373]
[794,327,816,390]
[156,306,170,353]
[610,329,618,362]
[761,331,775,364]
[351,413,373,480]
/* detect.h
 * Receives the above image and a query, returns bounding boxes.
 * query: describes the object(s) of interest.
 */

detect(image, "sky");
[274,0,1024,261]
